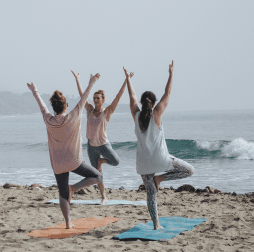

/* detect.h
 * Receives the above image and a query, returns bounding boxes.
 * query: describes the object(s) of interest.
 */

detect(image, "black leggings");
[54,161,102,201]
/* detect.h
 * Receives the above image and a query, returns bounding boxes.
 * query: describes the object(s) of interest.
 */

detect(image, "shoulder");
[67,104,84,119]
[152,109,162,128]
[43,112,53,123]
[86,103,94,114]
[103,106,112,122]
[135,111,140,122]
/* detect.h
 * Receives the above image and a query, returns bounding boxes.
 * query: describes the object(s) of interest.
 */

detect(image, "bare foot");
[100,198,108,205]
[153,176,160,192]
[154,219,164,230]
[154,224,164,230]
[68,185,75,204]
[66,221,75,229]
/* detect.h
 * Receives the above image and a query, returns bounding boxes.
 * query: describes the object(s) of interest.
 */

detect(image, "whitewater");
[0,109,253,193]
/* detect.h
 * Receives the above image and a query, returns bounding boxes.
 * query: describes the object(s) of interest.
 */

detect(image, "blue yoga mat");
[115,216,207,241]
[45,199,147,205]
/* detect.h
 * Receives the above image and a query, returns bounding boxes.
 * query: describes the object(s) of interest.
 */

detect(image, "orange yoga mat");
[26,217,120,239]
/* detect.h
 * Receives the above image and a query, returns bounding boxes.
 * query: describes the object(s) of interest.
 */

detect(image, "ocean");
[0,109,253,194]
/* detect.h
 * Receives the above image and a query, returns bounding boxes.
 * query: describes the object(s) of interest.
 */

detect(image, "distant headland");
[0,91,130,115]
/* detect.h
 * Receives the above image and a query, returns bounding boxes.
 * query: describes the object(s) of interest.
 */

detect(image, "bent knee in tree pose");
[71,70,133,204]
[123,61,194,230]
[27,73,101,229]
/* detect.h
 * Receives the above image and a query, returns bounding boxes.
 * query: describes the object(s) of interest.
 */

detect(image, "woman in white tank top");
[124,62,194,229]
[71,70,133,204]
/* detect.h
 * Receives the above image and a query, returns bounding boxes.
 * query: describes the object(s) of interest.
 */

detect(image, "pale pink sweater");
[86,109,109,146]
[33,78,97,174]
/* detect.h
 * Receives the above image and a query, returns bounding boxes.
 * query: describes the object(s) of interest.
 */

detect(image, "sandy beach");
[1,183,254,252]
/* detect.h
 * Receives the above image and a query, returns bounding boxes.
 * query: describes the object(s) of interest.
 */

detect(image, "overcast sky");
[0,0,253,111]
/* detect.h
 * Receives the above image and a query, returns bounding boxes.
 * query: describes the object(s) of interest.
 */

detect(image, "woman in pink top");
[72,70,133,204]
[27,73,102,229]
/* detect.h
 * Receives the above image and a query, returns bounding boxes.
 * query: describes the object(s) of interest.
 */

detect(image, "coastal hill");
[0,91,130,115]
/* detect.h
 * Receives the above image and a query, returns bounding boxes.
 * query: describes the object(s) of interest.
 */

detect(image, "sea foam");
[221,138,254,160]
[195,140,221,151]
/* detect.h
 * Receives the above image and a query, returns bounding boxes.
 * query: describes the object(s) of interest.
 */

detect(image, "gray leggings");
[54,161,102,201]
[87,140,120,182]
[141,157,194,225]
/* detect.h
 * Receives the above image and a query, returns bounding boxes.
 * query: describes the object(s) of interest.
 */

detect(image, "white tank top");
[135,111,173,175]
[86,109,109,147]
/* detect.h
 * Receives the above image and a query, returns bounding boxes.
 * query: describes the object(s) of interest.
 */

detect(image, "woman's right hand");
[169,60,174,74]
[71,70,80,80]
[27,82,37,92]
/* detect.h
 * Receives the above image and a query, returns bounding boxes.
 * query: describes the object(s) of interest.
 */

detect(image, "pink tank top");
[86,109,109,147]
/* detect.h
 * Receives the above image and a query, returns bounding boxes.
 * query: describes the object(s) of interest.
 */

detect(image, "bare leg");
[59,195,74,229]
[97,157,107,172]
[154,174,165,192]
[97,157,108,204]
[68,185,75,203]
[98,182,108,204]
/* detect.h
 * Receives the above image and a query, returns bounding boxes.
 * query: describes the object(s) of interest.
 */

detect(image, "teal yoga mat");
[114,216,207,241]
[45,199,147,205]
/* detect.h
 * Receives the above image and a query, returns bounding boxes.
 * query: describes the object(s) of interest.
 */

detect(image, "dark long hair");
[139,91,157,132]
[50,90,67,115]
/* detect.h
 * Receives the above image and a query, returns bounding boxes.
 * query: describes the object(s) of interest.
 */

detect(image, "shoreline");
[2,182,254,196]
[1,183,254,251]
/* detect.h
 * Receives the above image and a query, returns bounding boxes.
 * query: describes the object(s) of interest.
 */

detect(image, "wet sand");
[1,183,254,252]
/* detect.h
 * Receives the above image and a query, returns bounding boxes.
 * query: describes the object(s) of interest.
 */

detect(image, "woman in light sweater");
[71,70,133,204]
[27,73,102,229]
[123,62,194,229]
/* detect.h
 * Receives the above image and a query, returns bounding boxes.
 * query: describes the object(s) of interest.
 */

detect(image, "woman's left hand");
[123,66,129,78]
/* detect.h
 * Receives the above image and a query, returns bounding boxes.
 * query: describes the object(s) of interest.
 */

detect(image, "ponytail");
[138,91,156,132]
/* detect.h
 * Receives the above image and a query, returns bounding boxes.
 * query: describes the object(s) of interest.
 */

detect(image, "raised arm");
[27,82,49,116]
[71,70,93,113]
[105,72,134,120]
[78,73,100,109]
[123,67,140,121]
[154,61,174,118]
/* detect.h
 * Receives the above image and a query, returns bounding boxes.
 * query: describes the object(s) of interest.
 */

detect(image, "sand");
[1,183,254,252]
